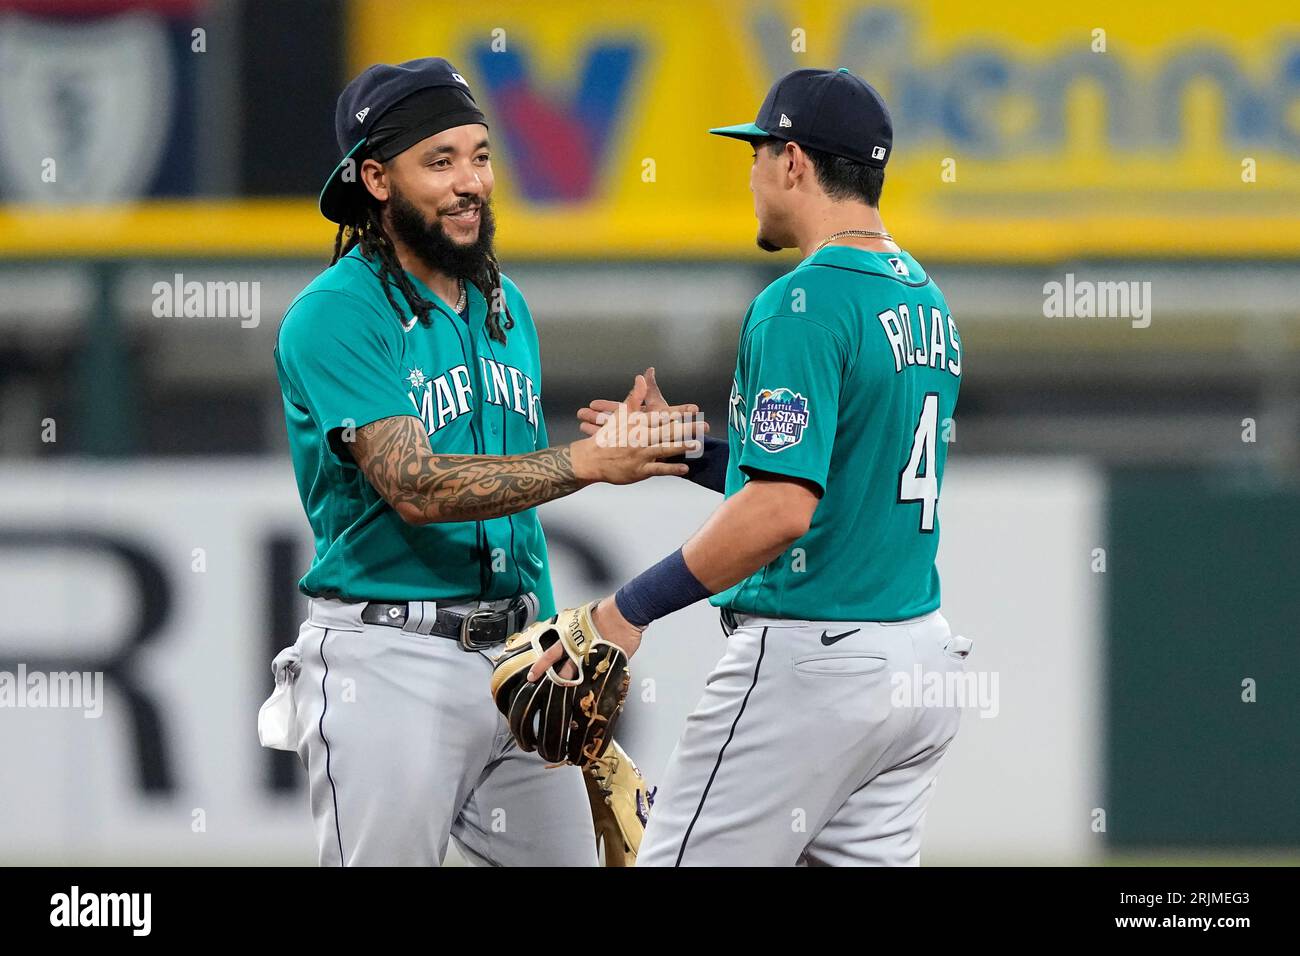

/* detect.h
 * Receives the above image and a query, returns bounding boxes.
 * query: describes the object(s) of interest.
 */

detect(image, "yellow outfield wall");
[4,0,1298,259]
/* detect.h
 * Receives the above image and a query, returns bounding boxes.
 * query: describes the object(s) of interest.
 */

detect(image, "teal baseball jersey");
[712,245,962,622]
[274,246,556,614]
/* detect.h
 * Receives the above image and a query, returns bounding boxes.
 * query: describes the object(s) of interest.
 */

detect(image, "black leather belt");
[360,595,534,651]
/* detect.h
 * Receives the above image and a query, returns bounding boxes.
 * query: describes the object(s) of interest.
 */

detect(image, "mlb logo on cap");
[872,145,887,160]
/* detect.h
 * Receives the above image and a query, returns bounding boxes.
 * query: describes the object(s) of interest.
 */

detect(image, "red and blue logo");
[472,43,640,203]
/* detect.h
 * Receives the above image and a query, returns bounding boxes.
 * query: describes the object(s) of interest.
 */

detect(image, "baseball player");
[550,68,969,865]
[262,57,701,866]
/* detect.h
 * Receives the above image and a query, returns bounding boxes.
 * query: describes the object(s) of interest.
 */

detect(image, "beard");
[386,186,496,280]
[756,232,782,253]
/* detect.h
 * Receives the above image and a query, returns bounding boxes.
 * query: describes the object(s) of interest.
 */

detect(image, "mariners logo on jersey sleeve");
[729,378,747,443]
[750,387,809,453]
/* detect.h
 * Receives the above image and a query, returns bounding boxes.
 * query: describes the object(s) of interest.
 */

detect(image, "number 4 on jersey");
[898,392,940,534]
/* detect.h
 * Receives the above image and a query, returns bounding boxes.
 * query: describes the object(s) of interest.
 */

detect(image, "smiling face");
[358,123,497,278]
[363,122,493,242]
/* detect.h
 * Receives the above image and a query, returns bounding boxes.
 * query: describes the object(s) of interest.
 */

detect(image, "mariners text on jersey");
[407,358,540,436]
[273,245,557,610]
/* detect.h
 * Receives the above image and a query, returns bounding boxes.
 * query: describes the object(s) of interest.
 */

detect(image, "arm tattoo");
[351,415,582,523]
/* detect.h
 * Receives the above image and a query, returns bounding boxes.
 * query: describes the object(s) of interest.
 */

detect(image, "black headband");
[367,85,488,162]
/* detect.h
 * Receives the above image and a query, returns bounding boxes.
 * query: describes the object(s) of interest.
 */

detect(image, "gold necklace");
[812,229,894,255]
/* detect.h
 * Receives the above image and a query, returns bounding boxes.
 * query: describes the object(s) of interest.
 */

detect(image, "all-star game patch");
[750,387,809,452]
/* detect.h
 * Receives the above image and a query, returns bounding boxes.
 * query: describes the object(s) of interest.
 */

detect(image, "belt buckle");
[459,608,507,651]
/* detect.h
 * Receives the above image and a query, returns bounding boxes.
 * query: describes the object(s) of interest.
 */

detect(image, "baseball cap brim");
[319,138,369,224]
[708,122,775,142]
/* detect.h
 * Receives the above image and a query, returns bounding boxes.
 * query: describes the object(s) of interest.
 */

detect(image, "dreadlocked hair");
[330,201,514,344]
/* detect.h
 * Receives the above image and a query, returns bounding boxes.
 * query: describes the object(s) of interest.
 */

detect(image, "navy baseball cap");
[710,67,892,168]
[319,57,488,224]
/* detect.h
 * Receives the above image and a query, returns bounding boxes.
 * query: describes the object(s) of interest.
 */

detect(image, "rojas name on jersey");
[876,304,962,377]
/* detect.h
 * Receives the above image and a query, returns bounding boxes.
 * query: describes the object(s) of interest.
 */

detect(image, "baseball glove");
[584,739,656,866]
[489,602,631,767]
